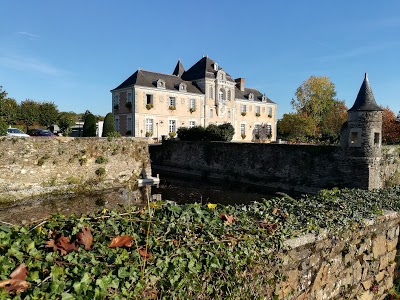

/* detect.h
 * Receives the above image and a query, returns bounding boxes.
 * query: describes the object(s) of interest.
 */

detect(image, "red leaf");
[10,264,27,281]
[220,213,235,224]
[77,226,93,250]
[139,247,152,260]
[108,235,133,248]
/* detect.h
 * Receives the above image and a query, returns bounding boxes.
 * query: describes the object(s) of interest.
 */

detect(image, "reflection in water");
[0,176,276,225]
[0,186,151,225]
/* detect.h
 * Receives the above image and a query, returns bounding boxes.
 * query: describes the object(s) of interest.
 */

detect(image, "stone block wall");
[274,211,399,299]
[0,137,151,204]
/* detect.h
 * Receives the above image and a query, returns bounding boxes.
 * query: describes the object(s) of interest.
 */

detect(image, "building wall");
[113,86,277,142]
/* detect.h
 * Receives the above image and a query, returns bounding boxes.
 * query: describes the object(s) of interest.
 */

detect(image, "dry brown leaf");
[220,213,235,224]
[272,207,279,215]
[45,239,58,251]
[139,247,152,260]
[56,235,78,255]
[108,235,133,248]
[0,279,30,293]
[9,264,27,281]
[258,221,278,234]
[77,226,93,250]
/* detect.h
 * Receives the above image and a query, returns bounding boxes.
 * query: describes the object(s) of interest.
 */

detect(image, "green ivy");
[1,186,400,298]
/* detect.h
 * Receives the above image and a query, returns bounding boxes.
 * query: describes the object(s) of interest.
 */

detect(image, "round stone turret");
[341,73,383,158]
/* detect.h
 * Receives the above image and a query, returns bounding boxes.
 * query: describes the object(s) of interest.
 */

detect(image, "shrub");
[241,112,247,117]
[169,105,176,110]
[169,132,176,138]
[95,167,106,176]
[0,120,7,136]
[189,107,196,113]
[241,133,246,139]
[95,156,108,164]
[145,131,153,137]
[177,123,235,142]
[268,114,272,118]
[102,113,114,137]
[83,114,97,137]
[254,134,260,140]
[146,103,153,110]
[255,113,260,117]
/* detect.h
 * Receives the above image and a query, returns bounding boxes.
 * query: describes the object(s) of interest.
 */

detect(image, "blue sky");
[1,0,399,119]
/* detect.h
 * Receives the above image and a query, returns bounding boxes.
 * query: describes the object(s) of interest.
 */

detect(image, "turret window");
[349,128,362,147]
[374,132,380,146]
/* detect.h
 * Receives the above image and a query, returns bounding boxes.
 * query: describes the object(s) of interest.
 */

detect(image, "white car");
[6,128,31,138]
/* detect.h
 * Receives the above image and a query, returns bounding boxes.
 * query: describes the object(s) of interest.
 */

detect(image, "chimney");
[235,78,245,91]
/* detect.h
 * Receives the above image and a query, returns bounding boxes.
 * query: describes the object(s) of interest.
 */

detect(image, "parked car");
[6,128,31,138]
[27,129,55,137]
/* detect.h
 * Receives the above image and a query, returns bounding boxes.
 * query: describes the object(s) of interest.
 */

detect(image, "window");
[219,73,224,80]
[146,119,153,133]
[127,117,132,133]
[113,94,120,107]
[218,89,223,101]
[248,93,254,100]
[255,124,261,134]
[227,90,231,101]
[169,120,176,133]
[240,124,245,135]
[190,99,196,109]
[210,86,214,99]
[179,83,187,91]
[127,92,132,103]
[262,95,267,102]
[169,97,176,106]
[114,116,120,132]
[210,108,214,118]
[256,106,260,114]
[214,63,218,71]
[156,79,165,88]
[241,104,247,113]
[265,124,272,136]
[374,132,380,145]
[351,132,358,144]
[189,121,196,128]
[268,107,273,117]
[146,94,153,105]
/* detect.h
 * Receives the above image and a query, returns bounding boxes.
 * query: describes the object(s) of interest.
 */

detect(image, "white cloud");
[0,55,60,75]
[17,31,40,40]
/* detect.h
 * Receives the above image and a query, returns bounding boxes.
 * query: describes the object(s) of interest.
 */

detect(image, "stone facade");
[273,210,400,299]
[111,57,278,142]
[0,137,151,203]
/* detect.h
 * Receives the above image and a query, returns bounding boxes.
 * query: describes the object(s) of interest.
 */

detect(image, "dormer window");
[262,95,267,102]
[219,72,224,80]
[156,79,166,89]
[178,82,187,92]
[248,93,254,101]
[213,63,218,71]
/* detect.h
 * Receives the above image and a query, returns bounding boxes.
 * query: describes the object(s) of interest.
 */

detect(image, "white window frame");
[241,104,247,113]
[146,119,153,134]
[256,106,260,114]
[240,124,245,135]
[210,108,214,118]
[190,98,196,109]
[169,97,176,107]
[169,120,176,133]
[189,121,196,128]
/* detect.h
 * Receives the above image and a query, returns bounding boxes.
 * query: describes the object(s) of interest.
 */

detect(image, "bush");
[95,156,108,164]
[102,113,114,137]
[0,120,7,136]
[83,114,97,137]
[177,123,235,142]
[95,167,106,176]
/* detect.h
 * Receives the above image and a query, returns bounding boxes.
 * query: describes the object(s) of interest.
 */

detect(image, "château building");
[110,56,277,142]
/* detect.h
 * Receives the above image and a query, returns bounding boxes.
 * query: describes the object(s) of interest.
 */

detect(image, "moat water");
[0,175,276,225]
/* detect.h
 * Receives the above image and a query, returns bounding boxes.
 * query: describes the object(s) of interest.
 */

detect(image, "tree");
[19,100,39,131]
[58,111,78,136]
[277,113,317,142]
[382,107,400,144]
[82,113,97,137]
[0,86,18,130]
[289,76,346,142]
[102,113,115,137]
[38,102,59,127]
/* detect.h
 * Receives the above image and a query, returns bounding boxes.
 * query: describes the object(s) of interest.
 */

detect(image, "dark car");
[28,129,55,137]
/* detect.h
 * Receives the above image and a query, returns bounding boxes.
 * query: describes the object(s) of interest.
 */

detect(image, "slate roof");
[172,60,185,77]
[181,56,235,82]
[111,70,203,94]
[235,87,275,104]
[349,73,382,111]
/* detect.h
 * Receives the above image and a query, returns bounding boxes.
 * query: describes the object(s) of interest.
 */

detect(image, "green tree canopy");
[0,86,18,131]
[58,111,78,135]
[38,102,59,127]
[19,99,40,132]
[277,113,317,142]
[102,113,115,137]
[83,113,97,137]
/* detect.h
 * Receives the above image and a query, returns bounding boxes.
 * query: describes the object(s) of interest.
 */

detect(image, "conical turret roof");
[172,59,185,77]
[349,73,382,111]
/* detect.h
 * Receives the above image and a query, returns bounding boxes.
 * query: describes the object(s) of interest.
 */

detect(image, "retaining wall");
[0,137,151,203]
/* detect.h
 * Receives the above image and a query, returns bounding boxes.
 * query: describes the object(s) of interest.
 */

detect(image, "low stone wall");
[275,210,399,299]
[0,137,151,203]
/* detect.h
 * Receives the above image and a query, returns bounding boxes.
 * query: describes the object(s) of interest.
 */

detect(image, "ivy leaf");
[108,235,133,248]
[76,226,93,250]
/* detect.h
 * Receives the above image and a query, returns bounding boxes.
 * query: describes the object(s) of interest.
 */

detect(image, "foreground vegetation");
[1,187,400,299]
